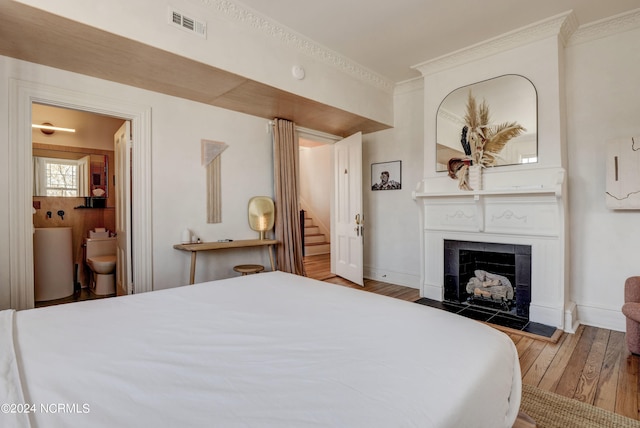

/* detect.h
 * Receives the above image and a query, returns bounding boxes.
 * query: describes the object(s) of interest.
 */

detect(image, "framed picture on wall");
[371,160,401,191]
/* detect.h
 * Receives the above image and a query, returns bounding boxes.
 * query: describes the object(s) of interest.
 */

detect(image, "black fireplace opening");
[444,240,531,319]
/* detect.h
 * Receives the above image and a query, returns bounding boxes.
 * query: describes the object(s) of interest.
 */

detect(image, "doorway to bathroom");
[10,79,153,310]
[32,103,126,307]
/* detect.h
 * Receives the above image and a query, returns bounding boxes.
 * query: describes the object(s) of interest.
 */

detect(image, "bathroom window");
[45,160,78,196]
[33,156,89,197]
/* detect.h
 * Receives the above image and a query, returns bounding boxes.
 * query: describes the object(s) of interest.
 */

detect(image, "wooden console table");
[173,239,278,285]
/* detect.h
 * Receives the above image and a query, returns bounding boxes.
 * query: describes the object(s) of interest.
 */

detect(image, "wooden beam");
[0,0,391,136]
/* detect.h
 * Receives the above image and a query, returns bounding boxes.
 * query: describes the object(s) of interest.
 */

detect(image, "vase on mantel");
[468,165,482,191]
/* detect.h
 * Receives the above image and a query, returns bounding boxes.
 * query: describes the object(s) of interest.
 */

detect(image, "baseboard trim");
[363,267,419,289]
[577,303,625,332]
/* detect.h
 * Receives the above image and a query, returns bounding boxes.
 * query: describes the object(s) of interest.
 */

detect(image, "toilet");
[84,237,117,295]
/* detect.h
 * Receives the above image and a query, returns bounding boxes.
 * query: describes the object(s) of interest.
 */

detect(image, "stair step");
[302,215,329,255]
[304,226,320,235]
[305,242,330,255]
[305,234,326,244]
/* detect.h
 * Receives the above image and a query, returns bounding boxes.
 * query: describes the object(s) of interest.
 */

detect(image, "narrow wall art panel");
[606,136,640,209]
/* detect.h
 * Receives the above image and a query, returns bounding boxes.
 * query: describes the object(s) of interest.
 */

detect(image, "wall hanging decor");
[371,160,401,191]
[446,91,526,190]
[202,139,229,223]
[606,136,640,209]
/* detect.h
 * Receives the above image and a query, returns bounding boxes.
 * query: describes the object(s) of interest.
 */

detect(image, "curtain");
[78,155,90,197]
[272,118,306,276]
[33,157,45,196]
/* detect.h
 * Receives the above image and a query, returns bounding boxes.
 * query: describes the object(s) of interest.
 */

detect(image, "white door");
[114,121,133,295]
[332,132,364,286]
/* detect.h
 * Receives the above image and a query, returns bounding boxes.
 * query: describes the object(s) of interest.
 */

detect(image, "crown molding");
[412,11,577,77]
[394,75,424,95]
[569,8,640,46]
[437,107,463,126]
[199,0,394,93]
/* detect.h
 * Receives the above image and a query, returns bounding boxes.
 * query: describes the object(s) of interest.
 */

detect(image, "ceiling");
[32,104,125,150]
[2,1,638,137]
[0,0,390,136]
[238,0,640,82]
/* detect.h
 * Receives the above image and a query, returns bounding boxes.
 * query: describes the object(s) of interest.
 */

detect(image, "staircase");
[303,215,330,255]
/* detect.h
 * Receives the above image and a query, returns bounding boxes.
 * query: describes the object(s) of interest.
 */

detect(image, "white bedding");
[2,271,520,427]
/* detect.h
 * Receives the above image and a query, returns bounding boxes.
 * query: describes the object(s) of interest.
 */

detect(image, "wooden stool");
[233,264,265,275]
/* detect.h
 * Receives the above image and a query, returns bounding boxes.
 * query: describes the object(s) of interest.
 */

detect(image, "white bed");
[2,271,521,427]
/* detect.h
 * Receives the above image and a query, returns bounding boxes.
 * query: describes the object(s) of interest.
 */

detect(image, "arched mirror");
[436,74,537,171]
[248,196,275,240]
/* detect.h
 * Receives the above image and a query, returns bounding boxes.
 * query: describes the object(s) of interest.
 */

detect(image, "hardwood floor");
[303,254,640,421]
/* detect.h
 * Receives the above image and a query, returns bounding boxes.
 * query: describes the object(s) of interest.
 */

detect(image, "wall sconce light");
[32,122,76,135]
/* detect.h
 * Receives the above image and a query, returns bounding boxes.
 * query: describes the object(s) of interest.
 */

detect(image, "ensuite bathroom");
[32,103,125,308]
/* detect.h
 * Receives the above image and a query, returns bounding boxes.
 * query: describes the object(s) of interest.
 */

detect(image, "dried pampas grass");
[448,91,525,190]
[464,92,525,168]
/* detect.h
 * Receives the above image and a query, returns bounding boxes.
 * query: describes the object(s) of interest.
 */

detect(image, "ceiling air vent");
[168,7,206,38]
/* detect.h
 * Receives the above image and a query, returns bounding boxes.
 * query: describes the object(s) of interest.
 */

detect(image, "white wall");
[422,36,566,181]
[565,26,640,330]
[363,78,424,288]
[0,55,275,308]
[299,145,332,235]
[0,60,10,307]
[413,14,640,331]
[150,92,275,289]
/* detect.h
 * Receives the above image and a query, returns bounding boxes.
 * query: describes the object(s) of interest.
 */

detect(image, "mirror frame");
[436,74,538,172]
[32,143,112,199]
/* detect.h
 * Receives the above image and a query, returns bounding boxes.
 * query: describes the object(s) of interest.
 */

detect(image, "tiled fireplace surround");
[443,239,532,319]
[413,167,573,331]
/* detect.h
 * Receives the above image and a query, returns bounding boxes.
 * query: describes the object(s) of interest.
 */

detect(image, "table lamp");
[248,196,275,240]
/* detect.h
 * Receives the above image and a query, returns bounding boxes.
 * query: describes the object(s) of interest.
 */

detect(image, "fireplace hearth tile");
[458,307,495,322]
[414,298,466,314]
[489,313,528,330]
[523,321,557,337]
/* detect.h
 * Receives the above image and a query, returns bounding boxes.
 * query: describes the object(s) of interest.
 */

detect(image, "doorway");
[31,104,124,307]
[297,130,363,286]
[299,137,332,257]
[9,79,153,310]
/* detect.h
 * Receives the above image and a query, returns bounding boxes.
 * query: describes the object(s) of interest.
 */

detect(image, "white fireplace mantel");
[413,166,575,331]
[412,166,565,199]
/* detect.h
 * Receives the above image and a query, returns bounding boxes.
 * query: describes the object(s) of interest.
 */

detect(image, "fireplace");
[444,240,531,319]
[413,167,570,330]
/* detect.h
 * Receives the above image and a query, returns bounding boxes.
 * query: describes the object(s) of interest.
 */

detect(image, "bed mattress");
[2,271,520,427]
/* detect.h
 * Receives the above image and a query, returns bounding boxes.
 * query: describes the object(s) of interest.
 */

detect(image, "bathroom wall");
[32,138,117,288]
[32,197,115,287]
[33,145,116,208]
